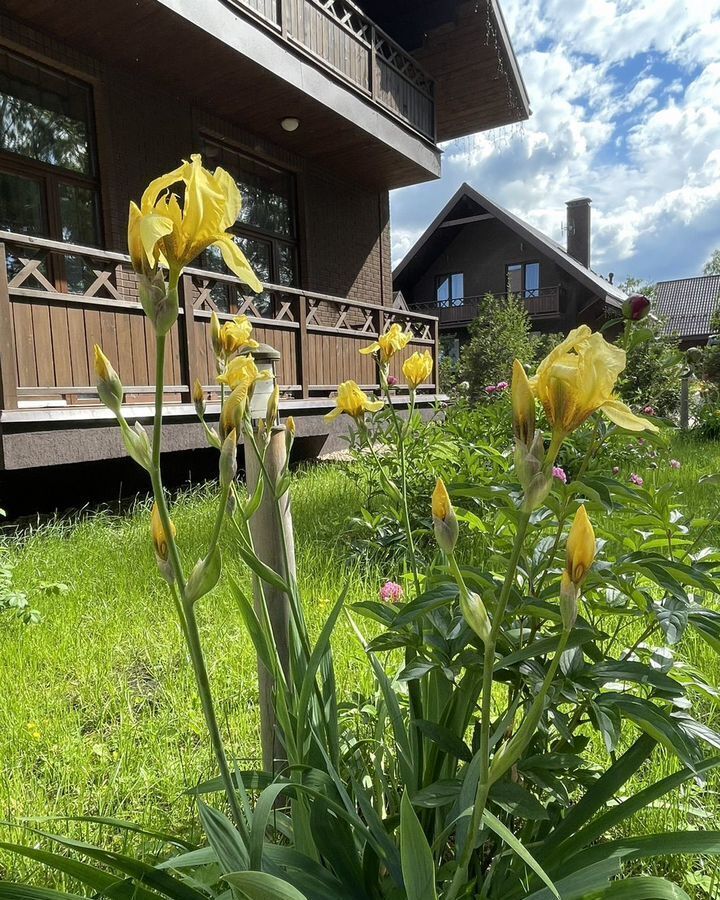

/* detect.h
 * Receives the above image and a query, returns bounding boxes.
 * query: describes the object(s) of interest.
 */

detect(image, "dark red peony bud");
[622,294,651,321]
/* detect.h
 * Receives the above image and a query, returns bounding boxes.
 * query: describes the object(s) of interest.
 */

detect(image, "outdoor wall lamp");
[249,343,281,423]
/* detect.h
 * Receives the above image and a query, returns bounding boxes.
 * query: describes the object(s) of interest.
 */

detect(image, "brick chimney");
[566,198,592,268]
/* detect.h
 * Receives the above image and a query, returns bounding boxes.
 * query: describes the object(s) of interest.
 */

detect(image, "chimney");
[566,198,592,268]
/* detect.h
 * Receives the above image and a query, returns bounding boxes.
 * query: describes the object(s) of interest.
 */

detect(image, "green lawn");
[2,435,720,893]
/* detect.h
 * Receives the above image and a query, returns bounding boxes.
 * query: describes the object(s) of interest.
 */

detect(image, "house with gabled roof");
[393,183,625,356]
[655,275,720,347]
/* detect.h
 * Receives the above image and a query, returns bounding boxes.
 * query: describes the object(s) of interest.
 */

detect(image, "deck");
[412,287,563,328]
[0,232,439,469]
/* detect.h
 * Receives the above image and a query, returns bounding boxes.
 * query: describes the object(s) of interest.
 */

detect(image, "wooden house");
[393,183,625,358]
[0,0,529,470]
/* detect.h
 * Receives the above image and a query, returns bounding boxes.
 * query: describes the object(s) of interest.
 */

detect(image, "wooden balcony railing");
[233,0,436,141]
[413,287,563,327]
[0,232,439,413]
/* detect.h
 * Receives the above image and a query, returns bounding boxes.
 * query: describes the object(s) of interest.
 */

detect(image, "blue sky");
[390,0,720,286]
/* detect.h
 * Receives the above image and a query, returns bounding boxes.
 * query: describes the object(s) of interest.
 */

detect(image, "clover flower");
[552,466,567,484]
[380,581,404,603]
[630,473,644,486]
[670,459,681,469]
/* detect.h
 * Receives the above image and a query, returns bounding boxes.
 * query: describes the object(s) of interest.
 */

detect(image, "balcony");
[412,287,562,328]
[0,231,438,417]
[234,0,436,140]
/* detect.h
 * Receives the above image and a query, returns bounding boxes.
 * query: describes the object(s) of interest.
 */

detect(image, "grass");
[2,435,720,894]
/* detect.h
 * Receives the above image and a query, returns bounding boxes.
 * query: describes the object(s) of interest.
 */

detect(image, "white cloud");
[390,0,720,283]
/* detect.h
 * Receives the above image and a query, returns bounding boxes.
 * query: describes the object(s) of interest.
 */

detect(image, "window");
[435,272,464,308]
[0,50,101,292]
[506,262,540,298]
[201,139,298,315]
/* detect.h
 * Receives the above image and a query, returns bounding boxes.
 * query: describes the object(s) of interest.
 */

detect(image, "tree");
[617,275,656,298]
[458,293,542,398]
[703,249,720,276]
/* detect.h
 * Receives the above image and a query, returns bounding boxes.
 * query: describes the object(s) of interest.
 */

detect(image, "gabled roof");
[655,275,720,340]
[393,183,625,307]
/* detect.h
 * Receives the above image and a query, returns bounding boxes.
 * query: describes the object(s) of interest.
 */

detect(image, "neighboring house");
[655,275,720,347]
[0,0,529,470]
[393,183,625,357]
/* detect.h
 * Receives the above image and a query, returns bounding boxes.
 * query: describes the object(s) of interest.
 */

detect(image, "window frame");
[505,261,541,298]
[435,271,464,308]
[200,136,299,315]
[0,48,102,291]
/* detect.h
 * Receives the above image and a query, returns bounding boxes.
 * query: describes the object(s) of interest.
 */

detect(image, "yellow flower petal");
[213,235,263,292]
[566,504,596,586]
[601,399,659,432]
[402,350,433,389]
[359,342,381,356]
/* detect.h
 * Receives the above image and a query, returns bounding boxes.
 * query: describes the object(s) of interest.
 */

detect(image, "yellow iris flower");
[218,314,259,356]
[128,154,262,291]
[511,359,535,445]
[530,325,658,437]
[151,502,175,563]
[565,503,596,587]
[402,350,433,390]
[360,324,413,363]
[325,381,384,421]
[217,355,271,391]
[432,477,459,555]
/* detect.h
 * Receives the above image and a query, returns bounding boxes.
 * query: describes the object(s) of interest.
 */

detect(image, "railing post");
[297,293,310,399]
[279,0,288,37]
[0,244,19,410]
[680,372,690,430]
[180,273,201,402]
[433,316,441,396]
[369,24,377,99]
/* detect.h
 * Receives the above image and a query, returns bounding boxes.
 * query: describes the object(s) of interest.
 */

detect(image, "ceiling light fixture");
[281,117,300,132]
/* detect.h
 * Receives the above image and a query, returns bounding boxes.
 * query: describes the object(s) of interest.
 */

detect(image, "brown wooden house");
[0,0,529,470]
[393,183,625,358]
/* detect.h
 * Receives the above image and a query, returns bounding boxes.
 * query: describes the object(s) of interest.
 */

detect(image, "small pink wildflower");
[552,466,567,484]
[669,459,681,469]
[637,438,645,446]
[643,406,655,416]
[495,380,509,391]
[630,473,644,486]
[612,466,620,475]
[485,385,497,394]
[387,375,399,387]
[380,581,404,604]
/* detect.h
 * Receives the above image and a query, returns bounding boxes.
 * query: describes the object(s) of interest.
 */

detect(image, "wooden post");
[279,0,288,37]
[245,425,294,773]
[180,273,201,403]
[369,25,377,99]
[0,244,19,410]
[297,293,310,399]
[680,373,690,430]
[433,317,441,396]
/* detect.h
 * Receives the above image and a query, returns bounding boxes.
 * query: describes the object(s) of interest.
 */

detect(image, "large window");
[506,262,540,297]
[0,50,101,291]
[435,272,464,308]
[201,139,298,315]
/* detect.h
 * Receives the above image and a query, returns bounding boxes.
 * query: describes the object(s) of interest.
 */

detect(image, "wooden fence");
[0,231,439,412]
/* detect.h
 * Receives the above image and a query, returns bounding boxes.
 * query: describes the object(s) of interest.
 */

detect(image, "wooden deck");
[412,287,562,328]
[0,231,439,469]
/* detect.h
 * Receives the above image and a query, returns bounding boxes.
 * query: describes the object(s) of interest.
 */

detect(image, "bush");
[617,316,683,417]
[458,293,542,398]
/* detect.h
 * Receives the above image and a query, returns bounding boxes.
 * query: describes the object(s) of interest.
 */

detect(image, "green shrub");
[617,316,683,417]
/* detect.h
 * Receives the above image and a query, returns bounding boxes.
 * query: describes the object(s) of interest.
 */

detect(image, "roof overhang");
[361,0,531,140]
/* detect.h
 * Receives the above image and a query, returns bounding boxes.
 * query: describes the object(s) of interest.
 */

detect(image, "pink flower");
[622,294,651,321]
[670,459,681,469]
[637,437,645,446]
[387,375,399,387]
[552,466,567,484]
[630,473,644,486]
[380,581,404,604]
[612,466,620,475]
[484,385,497,394]
[643,406,655,416]
[495,381,509,391]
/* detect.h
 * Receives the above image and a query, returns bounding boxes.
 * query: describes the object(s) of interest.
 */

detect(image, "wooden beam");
[0,245,19,410]
[180,274,202,403]
[439,213,494,228]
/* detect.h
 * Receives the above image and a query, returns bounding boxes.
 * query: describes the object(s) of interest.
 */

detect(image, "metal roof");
[393,183,625,307]
[655,275,720,339]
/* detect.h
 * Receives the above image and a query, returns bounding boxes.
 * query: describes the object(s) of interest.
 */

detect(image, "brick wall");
[0,14,392,307]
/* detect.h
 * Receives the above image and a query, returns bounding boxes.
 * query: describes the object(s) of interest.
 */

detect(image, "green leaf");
[223,871,308,900]
[583,876,691,899]
[197,800,249,873]
[0,886,86,900]
[495,628,596,672]
[522,860,620,900]
[392,584,458,628]
[564,831,720,875]
[412,719,472,762]
[308,800,367,899]
[234,537,290,594]
[489,782,549,821]
[481,809,559,898]
[230,578,275,674]
[0,841,123,894]
[587,660,682,696]
[411,779,461,808]
[400,791,437,900]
